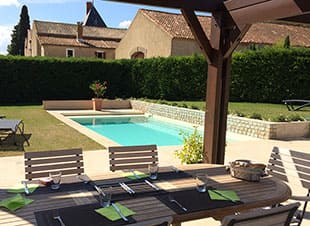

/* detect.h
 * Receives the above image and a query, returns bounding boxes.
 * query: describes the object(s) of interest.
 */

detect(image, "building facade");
[24,2,126,59]
[116,9,310,59]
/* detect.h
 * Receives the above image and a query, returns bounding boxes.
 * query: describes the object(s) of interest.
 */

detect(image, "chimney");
[86,1,93,15]
[77,22,83,40]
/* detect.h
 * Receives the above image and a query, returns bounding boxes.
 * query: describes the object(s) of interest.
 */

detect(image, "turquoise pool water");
[71,116,200,146]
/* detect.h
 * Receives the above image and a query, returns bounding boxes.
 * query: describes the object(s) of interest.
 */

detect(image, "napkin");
[123,170,149,180]
[8,184,39,194]
[95,203,136,221]
[0,194,34,211]
[208,190,240,202]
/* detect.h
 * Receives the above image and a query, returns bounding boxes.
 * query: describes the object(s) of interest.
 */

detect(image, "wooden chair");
[24,148,84,180]
[267,147,310,226]
[221,202,300,226]
[108,144,158,172]
[130,216,172,226]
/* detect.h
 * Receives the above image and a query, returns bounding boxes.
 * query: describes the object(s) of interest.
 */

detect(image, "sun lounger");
[0,119,30,146]
[282,99,310,111]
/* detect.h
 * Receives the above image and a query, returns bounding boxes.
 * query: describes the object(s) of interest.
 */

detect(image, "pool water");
[71,116,200,146]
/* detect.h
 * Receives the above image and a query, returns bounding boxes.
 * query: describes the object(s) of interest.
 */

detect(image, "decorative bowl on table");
[227,160,266,182]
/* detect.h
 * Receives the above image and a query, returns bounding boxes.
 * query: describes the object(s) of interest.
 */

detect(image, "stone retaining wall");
[130,100,310,139]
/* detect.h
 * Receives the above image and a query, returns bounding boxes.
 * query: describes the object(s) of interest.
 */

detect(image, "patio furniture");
[0,119,29,146]
[24,148,84,180]
[282,99,310,111]
[108,144,158,172]
[221,202,300,226]
[267,146,310,226]
[0,164,291,226]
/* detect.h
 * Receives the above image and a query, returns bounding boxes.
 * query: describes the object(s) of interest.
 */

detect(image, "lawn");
[0,105,104,157]
[152,100,310,121]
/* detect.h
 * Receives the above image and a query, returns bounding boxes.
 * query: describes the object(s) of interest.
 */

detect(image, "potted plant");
[89,80,107,111]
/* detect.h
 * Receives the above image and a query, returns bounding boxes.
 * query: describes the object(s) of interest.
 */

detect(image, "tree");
[283,36,290,48]
[7,5,30,55]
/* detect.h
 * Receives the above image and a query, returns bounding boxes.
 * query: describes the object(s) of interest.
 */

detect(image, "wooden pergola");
[105,0,310,164]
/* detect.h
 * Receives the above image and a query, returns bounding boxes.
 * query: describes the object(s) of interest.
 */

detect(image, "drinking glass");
[49,172,62,190]
[99,186,112,208]
[196,173,208,193]
[148,165,159,180]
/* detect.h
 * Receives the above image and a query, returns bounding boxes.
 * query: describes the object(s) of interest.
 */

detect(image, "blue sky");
[0,0,180,54]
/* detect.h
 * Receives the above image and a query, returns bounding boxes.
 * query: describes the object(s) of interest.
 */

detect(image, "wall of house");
[171,38,202,56]
[115,12,172,59]
[41,45,115,59]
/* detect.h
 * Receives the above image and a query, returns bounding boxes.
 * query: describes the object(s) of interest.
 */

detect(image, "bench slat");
[24,148,82,159]
[25,162,84,173]
[25,156,83,165]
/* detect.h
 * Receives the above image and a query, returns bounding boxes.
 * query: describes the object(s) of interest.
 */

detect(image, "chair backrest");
[24,148,84,180]
[221,202,300,226]
[267,146,310,190]
[130,216,172,226]
[108,144,158,172]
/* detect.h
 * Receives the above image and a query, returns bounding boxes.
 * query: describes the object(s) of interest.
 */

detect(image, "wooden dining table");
[0,164,291,226]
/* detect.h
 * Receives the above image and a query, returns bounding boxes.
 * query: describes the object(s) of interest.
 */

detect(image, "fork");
[53,216,66,226]
[168,194,187,212]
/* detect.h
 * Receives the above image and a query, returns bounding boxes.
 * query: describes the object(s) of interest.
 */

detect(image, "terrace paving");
[0,138,309,225]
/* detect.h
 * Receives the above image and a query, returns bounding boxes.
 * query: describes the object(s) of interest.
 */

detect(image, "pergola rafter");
[104,0,310,164]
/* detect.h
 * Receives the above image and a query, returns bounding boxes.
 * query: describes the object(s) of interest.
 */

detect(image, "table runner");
[35,203,136,226]
[156,189,243,214]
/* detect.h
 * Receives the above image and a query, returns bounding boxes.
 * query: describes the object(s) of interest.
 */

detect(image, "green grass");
[143,99,310,121]
[0,105,104,157]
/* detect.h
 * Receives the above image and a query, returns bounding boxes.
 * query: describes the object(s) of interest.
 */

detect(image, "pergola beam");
[225,0,310,26]
[181,8,215,65]
[106,0,223,12]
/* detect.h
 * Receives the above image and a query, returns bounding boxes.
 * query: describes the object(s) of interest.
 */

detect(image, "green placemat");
[122,170,149,180]
[8,184,39,194]
[0,194,34,211]
[208,190,240,202]
[95,203,136,221]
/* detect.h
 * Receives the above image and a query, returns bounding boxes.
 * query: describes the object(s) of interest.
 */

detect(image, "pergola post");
[203,13,230,164]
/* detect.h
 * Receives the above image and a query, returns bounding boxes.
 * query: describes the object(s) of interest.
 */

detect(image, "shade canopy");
[103,0,310,163]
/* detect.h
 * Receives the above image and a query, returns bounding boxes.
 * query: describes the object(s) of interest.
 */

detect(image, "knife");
[21,181,30,196]
[112,203,128,222]
[122,182,135,194]
[145,179,160,191]
[211,190,237,203]
[119,182,133,194]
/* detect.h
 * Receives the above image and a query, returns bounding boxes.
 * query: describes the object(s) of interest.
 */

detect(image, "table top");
[0,164,291,226]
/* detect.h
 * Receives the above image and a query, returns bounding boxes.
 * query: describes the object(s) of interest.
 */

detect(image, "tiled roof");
[34,20,126,40]
[38,36,119,48]
[140,9,310,47]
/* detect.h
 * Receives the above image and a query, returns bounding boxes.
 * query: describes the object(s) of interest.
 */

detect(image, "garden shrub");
[249,113,263,120]
[287,114,304,122]
[273,114,288,122]
[175,127,203,164]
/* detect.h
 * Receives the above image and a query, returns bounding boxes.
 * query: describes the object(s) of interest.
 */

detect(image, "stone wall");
[130,100,310,139]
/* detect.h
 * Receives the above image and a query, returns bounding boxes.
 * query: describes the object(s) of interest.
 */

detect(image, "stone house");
[115,9,310,59]
[24,2,126,59]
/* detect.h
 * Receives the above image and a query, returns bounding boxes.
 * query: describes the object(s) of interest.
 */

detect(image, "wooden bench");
[108,144,158,172]
[24,148,84,180]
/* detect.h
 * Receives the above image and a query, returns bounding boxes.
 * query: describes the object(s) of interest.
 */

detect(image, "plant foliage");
[175,127,203,164]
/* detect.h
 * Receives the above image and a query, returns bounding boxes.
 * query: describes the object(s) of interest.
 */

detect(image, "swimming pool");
[70,115,202,146]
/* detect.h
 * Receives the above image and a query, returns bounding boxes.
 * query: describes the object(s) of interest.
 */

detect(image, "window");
[95,51,106,59]
[66,49,75,57]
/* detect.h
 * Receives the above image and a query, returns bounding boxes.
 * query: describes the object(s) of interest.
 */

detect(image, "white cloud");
[0,25,13,55]
[0,0,20,7]
[118,20,131,29]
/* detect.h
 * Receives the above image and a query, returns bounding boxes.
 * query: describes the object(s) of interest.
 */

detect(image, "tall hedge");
[231,47,310,103]
[0,47,309,104]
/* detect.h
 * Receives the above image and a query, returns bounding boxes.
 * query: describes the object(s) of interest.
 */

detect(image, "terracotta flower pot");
[92,98,102,111]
